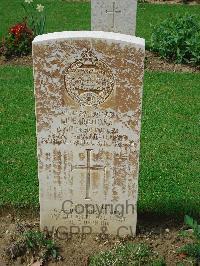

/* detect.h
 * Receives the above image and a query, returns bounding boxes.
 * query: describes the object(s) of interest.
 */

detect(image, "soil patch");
[0,55,33,68]
[0,211,195,266]
[0,52,199,73]
[145,50,200,73]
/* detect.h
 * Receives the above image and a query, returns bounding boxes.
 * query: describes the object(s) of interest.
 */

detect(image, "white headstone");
[33,31,145,237]
[91,0,138,35]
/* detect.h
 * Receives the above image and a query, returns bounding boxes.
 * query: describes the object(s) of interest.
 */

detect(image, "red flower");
[9,22,33,41]
[10,23,24,37]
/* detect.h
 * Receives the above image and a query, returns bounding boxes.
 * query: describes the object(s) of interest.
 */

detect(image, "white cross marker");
[106,2,122,28]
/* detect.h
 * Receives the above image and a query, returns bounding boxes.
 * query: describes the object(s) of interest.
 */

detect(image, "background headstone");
[91,0,138,35]
[33,31,145,236]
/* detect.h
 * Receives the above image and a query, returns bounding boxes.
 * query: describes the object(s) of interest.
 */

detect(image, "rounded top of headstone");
[33,31,145,49]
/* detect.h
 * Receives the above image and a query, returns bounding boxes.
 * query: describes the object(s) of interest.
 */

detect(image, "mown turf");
[0,1,200,44]
[140,71,200,216]
[0,66,199,216]
[0,66,38,207]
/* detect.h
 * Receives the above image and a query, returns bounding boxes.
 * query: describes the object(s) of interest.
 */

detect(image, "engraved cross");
[71,149,106,200]
[106,2,121,28]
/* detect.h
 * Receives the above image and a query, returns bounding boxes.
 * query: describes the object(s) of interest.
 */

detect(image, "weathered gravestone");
[33,31,145,237]
[91,0,138,35]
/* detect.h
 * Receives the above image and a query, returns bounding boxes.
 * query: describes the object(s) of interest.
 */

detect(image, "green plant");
[89,243,165,266]
[0,21,33,58]
[6,229,60,263]
[24,230,59,261]
[179,243,200,263]
[22,0,46,36]
[0,0,46,58]
[150,14,200,65]
[151,258,166,266]
[178,230,191,238]
[184,215,200,239]
[178,216,200,264]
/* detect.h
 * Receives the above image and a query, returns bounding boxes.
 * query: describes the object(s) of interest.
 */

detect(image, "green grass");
[0,1,200,44]
[89,243,165,266]
[136,4,200,44]
[140,71,200,216]
[0,66,38,207]
[0,0,200,214]
[0,66,200,216]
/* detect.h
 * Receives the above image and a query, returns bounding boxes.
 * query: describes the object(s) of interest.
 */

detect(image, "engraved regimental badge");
[64,50,115,107]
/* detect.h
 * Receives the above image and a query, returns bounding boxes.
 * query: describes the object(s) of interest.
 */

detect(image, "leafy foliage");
[0,21,33,58]
[178,216,200,264]
[24,230,60,261]
[6,229,60,264]
[22,1,46,36]
[179,243,200,263]
[150,14,200,65]
[184,215,200,239]
[0,0,45,58]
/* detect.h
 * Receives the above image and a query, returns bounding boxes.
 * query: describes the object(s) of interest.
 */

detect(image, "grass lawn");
[0,1,200,44]
[0,66,199,216]
[0,66,38,207]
